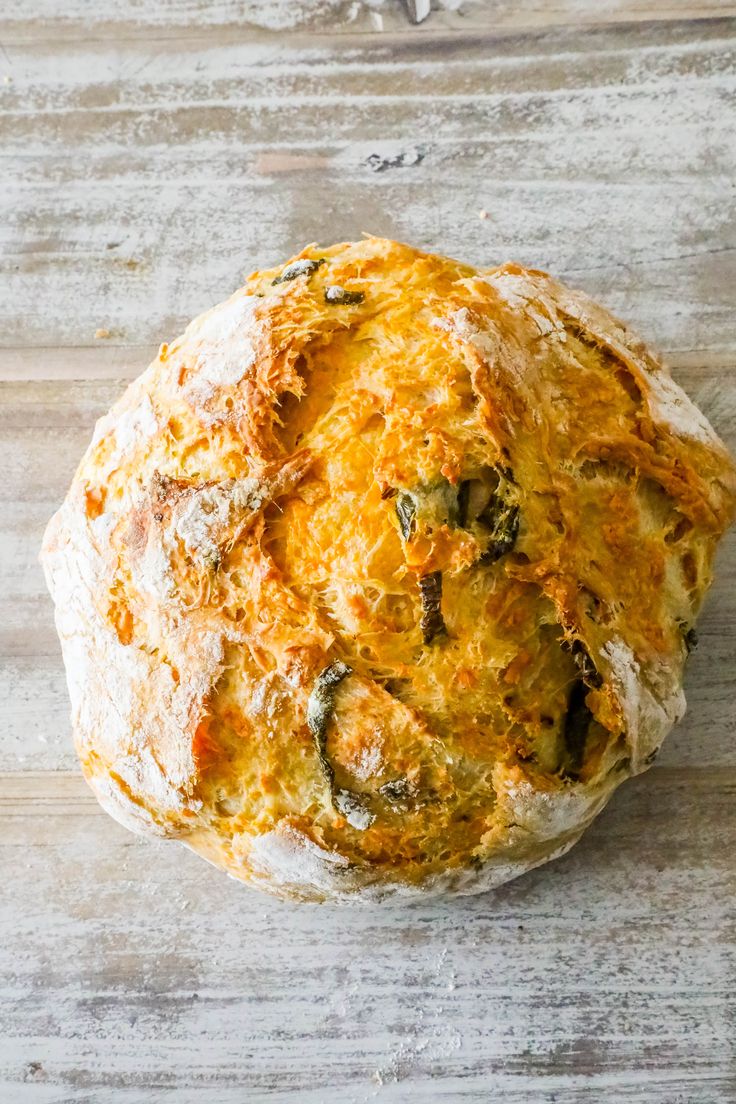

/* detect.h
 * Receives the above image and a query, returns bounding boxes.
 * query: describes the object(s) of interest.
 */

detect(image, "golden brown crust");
[41,238,736,901]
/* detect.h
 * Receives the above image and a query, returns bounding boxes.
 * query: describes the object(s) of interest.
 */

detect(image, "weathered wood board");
[3,18,736,371]
[1,5,734,1102]
[3,0,736,37]
[1,766,735,1102]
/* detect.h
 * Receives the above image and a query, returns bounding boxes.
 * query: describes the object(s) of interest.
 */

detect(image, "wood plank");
[2,1,736,41]
[4,345,736,384]
[0,766,734,1101]
[2,20,736,360]
[0,345,160,383]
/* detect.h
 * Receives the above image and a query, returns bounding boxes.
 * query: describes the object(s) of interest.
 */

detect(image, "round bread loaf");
[41,238,736,901]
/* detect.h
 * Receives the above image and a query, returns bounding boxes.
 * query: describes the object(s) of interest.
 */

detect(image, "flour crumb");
[335,789,375,831]
[644,369,719,446]
[352,740,384,781]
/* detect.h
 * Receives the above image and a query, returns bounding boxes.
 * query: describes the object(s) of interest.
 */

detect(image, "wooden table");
[2,3,735,1100]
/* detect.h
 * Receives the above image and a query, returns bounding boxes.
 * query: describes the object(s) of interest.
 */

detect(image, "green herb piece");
[271,258,325,285]
[569,640,603,688]
[395,493,417,540]
[324,285,365,305]
[419,572,446,644]
[563,679,593,775]
[395,481,460,540]
[457,468,516,532]
[457,480,471,528]
[677,622,699,653]
[378,778,411,808]
[306,663,375,831]
[434,480,461,528]
[307,660,352,787]
[456,468,520,563]
[479,500,519,563]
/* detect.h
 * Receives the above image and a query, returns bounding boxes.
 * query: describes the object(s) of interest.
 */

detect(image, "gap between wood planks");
[2,346,736,382]
[2,4,736,46]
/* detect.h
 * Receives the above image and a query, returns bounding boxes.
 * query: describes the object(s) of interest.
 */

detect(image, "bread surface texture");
[41,238,736,901]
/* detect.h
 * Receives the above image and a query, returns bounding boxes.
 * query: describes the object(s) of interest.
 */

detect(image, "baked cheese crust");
[41,238,736,900]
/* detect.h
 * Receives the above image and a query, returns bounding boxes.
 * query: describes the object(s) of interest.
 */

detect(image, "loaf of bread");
[41,238,736,901]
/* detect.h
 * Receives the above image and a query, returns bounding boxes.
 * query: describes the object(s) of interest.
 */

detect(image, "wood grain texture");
[3,0,736,39]
[2,19,736,368]
[1,767,735,1102]
[2,6,735,1102]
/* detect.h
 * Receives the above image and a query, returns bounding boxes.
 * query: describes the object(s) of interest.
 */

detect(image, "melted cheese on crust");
[41,238,736,900]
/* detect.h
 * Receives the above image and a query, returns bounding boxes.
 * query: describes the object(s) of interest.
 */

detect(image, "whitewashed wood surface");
[4,0,736,36]
[1,4,735,1101]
